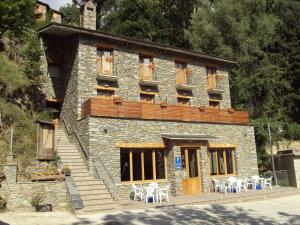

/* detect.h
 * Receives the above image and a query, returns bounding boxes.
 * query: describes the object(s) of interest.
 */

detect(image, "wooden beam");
[152,150,156,180]
[141,151,145,181]
[117,142,165,148]
[208,143,237,148]
[129,150,133,182]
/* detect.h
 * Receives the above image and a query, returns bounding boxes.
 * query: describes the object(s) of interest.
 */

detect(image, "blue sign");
[175,157,181,170]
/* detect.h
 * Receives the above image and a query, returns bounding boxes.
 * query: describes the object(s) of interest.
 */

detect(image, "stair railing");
[61,119,117,200]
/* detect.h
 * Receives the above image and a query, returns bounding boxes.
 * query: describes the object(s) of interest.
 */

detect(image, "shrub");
[30,193,45,211]
[0,196,7,212]
[62,166,71,176]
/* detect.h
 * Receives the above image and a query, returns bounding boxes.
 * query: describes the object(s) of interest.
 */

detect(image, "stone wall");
[75,36,232,118]
[0,181,71,212]
[294,157,300,188]
[87,116,258,199]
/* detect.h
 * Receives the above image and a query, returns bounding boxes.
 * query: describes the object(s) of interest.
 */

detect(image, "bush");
[30,193,45,211]
[0,196,7,212]
[62,166,71,176]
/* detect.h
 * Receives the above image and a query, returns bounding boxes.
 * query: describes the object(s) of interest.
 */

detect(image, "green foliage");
[30,193,45,210]
[102,0,171,43]
[21,33,42,82]
[0,0,35,41]
[0,196,7,212]
[0,53,29,95]
[186,0,300,169]
[60,3,80,26]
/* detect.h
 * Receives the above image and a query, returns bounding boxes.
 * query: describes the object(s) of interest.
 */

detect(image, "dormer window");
[97,49,113,75]
[139,56,155,81]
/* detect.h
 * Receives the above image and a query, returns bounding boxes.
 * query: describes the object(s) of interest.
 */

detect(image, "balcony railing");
[139,64,158,86]
[82,98,250,125]
[176,69,194,90]
[207,74,225,94]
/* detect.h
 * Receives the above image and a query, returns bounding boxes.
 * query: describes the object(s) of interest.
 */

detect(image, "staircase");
[55,128,118,214]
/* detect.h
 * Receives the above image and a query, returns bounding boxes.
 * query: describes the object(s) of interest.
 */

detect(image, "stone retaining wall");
[0,181,71,212]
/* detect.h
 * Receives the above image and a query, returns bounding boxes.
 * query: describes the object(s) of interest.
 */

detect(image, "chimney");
[80,0,96,30]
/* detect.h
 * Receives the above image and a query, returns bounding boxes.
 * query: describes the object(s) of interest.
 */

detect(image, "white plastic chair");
[245,177,253,190]
[144,186,156,204]
[159,184,170,203]
[132,184,143,202]
[233,179,244,193]
[264,176,273,190]
[149,182,159,188]
[212,178,221,192]
[227,177,236,192]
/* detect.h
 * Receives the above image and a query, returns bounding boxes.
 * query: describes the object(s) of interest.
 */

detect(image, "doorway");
[181,148,201,195]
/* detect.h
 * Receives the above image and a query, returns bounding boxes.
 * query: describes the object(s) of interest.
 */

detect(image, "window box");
[139,79,159,87]
[96,74,118,82]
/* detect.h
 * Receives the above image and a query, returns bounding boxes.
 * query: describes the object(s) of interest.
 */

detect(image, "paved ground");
[1,195,300,225]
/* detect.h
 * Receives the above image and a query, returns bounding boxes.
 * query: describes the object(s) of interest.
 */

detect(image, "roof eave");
[38,23,237,65]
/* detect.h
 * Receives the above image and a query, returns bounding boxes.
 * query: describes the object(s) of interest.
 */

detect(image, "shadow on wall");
[71,204,300,225]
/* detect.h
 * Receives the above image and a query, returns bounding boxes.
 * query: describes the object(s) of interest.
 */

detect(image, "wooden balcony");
[176,69,194,91]
[139,64,159,86]
[207,74,225,94]
[82,98,250,125]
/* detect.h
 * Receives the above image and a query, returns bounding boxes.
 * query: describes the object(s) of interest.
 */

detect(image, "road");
[1,195,300,225]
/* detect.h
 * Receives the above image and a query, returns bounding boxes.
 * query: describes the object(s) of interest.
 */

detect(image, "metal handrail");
[61,119,117,199]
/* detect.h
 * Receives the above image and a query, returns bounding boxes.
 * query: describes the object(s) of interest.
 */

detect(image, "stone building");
[35,0,62,23]
[38,0,258,211]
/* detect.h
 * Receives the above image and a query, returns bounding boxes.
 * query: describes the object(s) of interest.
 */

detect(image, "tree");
[102,0,171,44]
[60,1,80,26]
[186,0,300,169]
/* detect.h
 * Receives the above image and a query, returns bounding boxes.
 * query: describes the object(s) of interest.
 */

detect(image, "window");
[96,89,114,99]
[139,56,155,81]
[120,149,166,182]
[97,49,113,75]
[207,67,217,89]
[177,97,190,105]
[175,62,188,85]
[208,148,235,176]
[140,93,155,103]
[209,100,220,109]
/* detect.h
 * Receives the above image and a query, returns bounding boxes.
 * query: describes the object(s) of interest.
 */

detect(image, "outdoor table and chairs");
[132,182,170,204]
[211,175,273,194]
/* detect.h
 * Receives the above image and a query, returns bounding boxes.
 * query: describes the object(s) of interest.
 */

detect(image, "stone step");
[73,177,98,182]
[71,172,90,177]
[76,184,107,191]
[60,155,82,159]
[58,151,81,155]
[83,204,117,214]
[69,166,88,170]
[62,159,85,163]
[79,189,108,195]
[83,198,115,206]
[80,194,111,201]
[76,180,105,186]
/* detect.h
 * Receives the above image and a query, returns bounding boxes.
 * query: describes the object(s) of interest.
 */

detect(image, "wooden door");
[37,122,54,160]
[181,148,201,195]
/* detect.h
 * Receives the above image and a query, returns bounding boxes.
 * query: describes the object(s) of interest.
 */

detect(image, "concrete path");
[1,195,300,225]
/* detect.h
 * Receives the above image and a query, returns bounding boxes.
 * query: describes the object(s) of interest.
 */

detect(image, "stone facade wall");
[75,36,232,118]
[0,181,71,212]
[87,116,258,200]
[294,157,300,188]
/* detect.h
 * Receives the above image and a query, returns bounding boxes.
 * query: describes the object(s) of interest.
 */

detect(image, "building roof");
[277,149,300,157]
[39,23,237,66]
[161,134,217,141]
[36,0,62,15]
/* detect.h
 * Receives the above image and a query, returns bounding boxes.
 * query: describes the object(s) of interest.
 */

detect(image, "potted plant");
[0,196,7,212]
[199,106,206,112]
[113,96,123,104]
[62,166,71,176]
[160,101,167,108]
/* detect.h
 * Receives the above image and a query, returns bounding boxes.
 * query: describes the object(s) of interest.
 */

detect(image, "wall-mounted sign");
[175,157,181,170]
